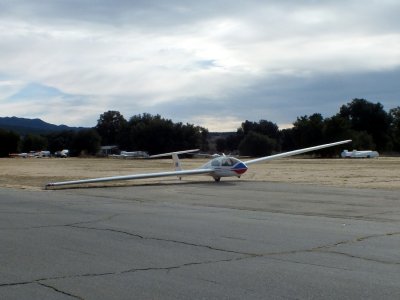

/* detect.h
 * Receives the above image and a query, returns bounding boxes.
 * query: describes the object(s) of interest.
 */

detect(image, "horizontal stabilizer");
[150,149,199,158]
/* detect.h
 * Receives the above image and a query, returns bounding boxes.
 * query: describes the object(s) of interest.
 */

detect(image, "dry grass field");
[1,156,400,191]
[0,157,400,191]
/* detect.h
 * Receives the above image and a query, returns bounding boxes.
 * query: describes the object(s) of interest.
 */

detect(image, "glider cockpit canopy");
[203,156,242,168]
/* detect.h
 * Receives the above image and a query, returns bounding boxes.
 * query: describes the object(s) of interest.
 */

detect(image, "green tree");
[225,134,242,152]
[199,127,210,152]
[348,130,375,150]
[240,120,280,139]
[323,115,351,141]
[319,115,352,157]
[126,113,206,154]
[390,107,400,151]
[20,134,48,152]
[71,129,101,156]
[95,110,127,146]
[339,99,392,151]
[172,122,205,150]
[238,131,277,156]
[235,119,280,154]
[215,138,227,152]
[0,129,20,157]
[280,128,296,151]
[128,113,174,154]
[292,113,324,148]
[46,131,75,153]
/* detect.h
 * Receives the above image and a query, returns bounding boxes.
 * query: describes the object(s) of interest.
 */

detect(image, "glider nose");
[232,162,248,175]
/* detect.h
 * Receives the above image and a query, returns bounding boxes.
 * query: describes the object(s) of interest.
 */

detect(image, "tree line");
[0,128,102,157]
[216,99,400,156]
[0,98,399,157]
[0,112,209,157]
[95,112,209,155]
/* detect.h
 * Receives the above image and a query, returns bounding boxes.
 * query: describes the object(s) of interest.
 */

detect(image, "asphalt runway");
[1,181,400,299]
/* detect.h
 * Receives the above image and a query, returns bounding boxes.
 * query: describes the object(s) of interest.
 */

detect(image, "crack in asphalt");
[306,231,400,264]
[121,255,254,274]
[37,282,85,300]
[0,217,259,288]
[321,250,400,265]
[0,255,254,291]
[2,216,399,296]
[184,203,399,222]
[239,231,400,267]
[0,213,121,231]
[312,231,400,250]
[2,229,399,294]
[0,281,86,300]
[67,224,257,256]
[65,213,122,227]
[265,255,352,271]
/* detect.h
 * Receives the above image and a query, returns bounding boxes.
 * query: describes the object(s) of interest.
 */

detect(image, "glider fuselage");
[201,156,248,180]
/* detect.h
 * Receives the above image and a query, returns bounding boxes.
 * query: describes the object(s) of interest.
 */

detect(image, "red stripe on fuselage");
[233,168,247,175]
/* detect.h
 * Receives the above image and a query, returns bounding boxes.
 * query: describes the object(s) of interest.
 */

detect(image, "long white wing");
[244,140,352,165]
[45,168,212,188]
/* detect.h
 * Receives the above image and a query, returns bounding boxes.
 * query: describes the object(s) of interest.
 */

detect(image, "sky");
[0,0,399,131]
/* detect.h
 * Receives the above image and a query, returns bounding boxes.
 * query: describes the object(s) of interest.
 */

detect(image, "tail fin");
[171,152,186,180]
[172,153,182,171]
[149,149,199,175]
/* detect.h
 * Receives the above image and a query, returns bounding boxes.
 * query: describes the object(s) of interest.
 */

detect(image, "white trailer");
[341,150,379,158]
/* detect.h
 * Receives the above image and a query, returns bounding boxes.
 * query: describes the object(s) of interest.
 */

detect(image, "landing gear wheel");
[214,177,221,182]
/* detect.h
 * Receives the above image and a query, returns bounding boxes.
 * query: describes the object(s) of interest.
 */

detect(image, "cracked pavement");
[1,181,400,299]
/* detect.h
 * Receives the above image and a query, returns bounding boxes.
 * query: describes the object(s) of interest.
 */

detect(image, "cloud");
[0,78,26,99]
[0,82,103,124]
[0,0,399,131]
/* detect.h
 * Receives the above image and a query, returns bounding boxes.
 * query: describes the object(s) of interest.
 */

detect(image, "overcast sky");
[0,0,399,131]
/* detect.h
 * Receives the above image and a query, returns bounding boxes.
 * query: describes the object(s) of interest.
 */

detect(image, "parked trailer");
[341,150,379,158]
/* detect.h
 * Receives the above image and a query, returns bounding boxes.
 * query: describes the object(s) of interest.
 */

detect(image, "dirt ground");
[1,156,400,191]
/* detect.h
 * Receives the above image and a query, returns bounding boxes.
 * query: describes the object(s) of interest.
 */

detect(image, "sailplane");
[45,139,351,188]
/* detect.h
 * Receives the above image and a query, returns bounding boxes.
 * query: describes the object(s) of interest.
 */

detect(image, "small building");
[99,145,119,156]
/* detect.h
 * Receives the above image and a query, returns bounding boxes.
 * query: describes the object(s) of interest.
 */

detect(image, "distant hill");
[0,116,86,135]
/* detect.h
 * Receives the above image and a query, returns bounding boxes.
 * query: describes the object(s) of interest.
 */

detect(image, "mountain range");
[0,116,86,135]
